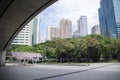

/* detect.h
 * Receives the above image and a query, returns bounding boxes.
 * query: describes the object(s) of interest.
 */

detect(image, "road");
[0,63,120,80]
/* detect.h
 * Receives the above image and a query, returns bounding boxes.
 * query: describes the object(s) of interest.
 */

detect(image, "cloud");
[39,0,100,40]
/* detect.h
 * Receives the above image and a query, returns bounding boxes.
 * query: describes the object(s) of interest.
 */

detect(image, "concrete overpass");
[0,0,58,66]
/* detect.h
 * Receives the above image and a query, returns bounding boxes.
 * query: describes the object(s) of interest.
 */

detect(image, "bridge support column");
[0,51,6,66]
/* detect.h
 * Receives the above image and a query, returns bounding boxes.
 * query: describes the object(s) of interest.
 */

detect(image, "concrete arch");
[0,0,57,51]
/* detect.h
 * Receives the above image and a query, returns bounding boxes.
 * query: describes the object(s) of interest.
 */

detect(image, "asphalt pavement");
[0,63,120,80]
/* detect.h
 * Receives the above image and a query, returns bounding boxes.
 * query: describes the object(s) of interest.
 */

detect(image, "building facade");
[47,26,59,40]
[59,18,72,39]
[77,16,88,37]
[12,22,32,46]
[72,30,80,38]
[99,0,120,38]
[32,16,40,45]
[91,25,101,34]
[12,16,40,46]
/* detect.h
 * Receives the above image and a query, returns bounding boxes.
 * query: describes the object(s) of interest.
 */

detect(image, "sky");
[39,0,100,41]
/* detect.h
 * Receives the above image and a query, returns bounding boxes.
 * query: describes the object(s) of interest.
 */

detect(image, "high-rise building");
[12,22,32,46]
[12,16,40,46]
[99,0,120,38]
[59,18,72,39]
[91,25,101,34]
[32,16,40,45]
[47,26,59,40]
[72,30,79,38]
[77,16,88,37]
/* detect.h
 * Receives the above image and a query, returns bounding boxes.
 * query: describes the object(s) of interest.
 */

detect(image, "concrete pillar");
[0,51,6,66]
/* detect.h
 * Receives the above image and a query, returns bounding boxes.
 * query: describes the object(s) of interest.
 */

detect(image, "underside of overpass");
[0,0,58,66]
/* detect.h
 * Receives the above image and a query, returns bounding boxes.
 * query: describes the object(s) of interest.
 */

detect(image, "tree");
[85,36,100,62]
[8,34,120,63]
[8,45,33,52]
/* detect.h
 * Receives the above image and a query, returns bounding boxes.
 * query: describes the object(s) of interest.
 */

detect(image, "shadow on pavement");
[34,64,113,80]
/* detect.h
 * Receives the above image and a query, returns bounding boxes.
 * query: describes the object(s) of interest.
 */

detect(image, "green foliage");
[8,45,33,52]
[85,36,100,62]
[8,34,120,62]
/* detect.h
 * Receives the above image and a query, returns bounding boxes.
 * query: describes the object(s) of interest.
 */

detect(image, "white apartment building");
[47,26,59,40]
[12,16,40,46]
[12,22,32,46]
[59,18,72,39]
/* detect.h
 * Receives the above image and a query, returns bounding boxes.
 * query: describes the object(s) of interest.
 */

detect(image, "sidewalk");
[33,63,115,71]
[5,62,115,72]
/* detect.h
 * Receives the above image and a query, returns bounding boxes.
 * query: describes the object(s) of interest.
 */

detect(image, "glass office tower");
[99,0,120,38]
[77,16,88,37]
[32,16,40,45]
